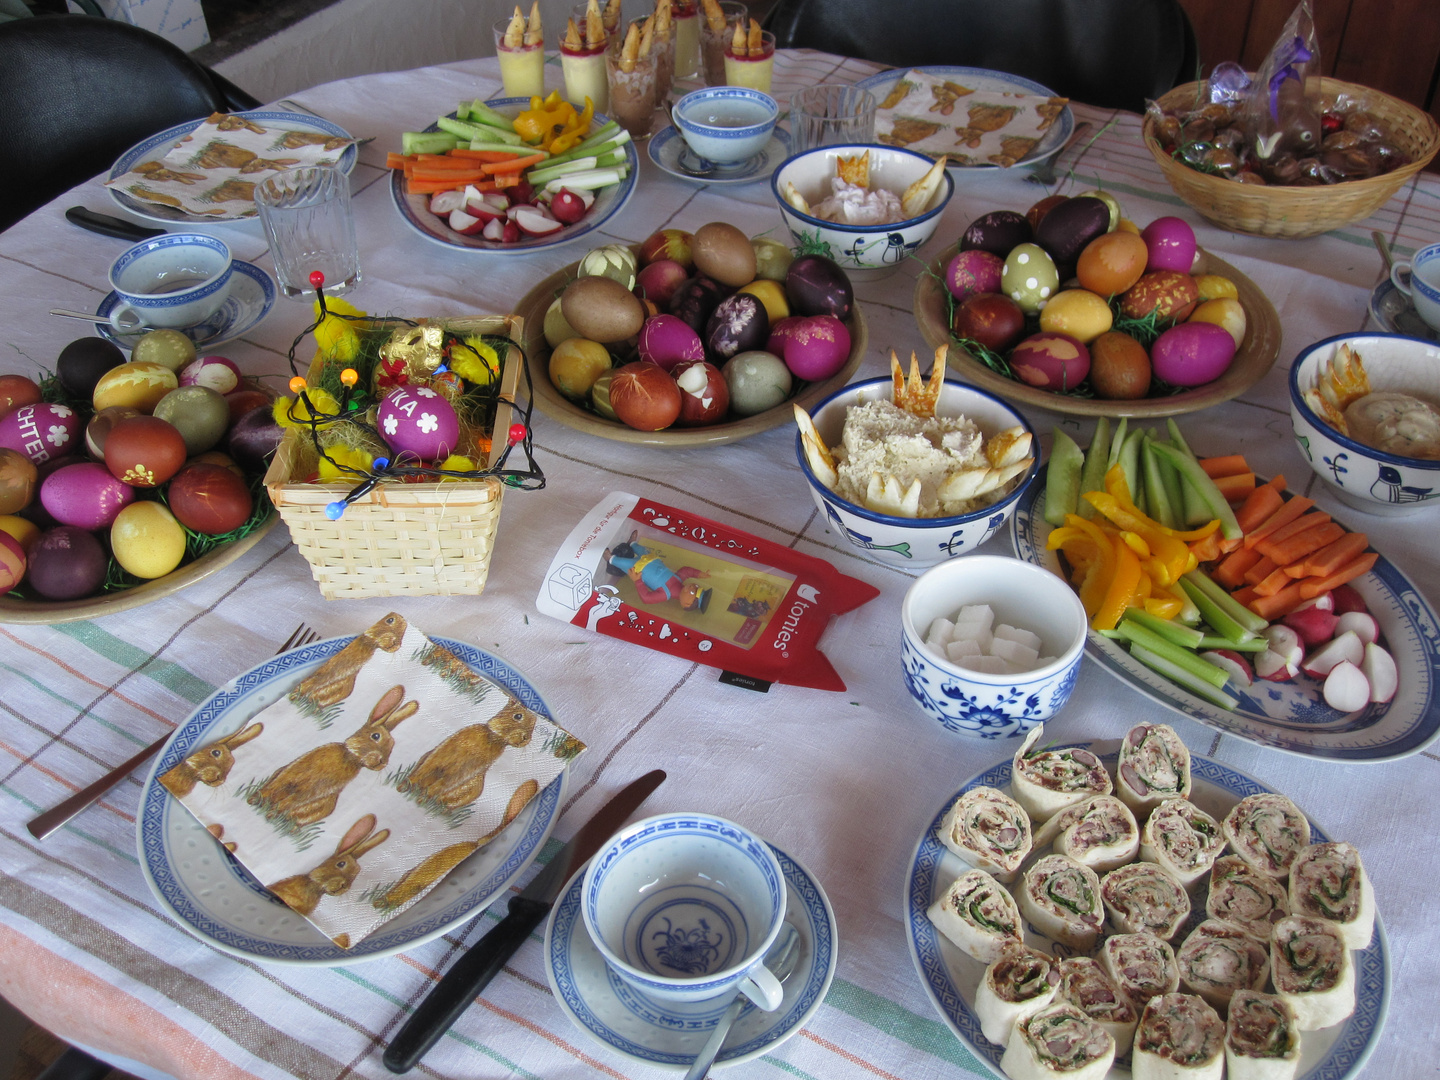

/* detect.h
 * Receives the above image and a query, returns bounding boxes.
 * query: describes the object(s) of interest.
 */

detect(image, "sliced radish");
[550,188,589,224]
[1255,649,1299,682]
[1302,630,1364,679]
[1201,649,1254,687]
[1294,592,1335,613]
[1331,584,1368,615]
[501,218,521,243]
[1323,660,1370,712]
[448,207,487,235]
[481,217,506,241]
[1282,606,1339,647]
[1334,611,1380,645]
[462,194,504,224]
[429,190,468,216]
[512,206,564,236]
[1361,642,1398,703]
[1263,625,1304,668]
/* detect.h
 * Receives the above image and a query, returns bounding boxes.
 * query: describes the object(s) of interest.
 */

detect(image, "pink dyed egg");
[179,355,242,395]
[0,403,81,464]
[377,386,460,462]
[765,316,806,362]
[1150,321,1237,386]
[1141,216,1198,274]
[782,316,851,381]
[0,531,24,592]
[1010,332,1092,392]
[637,315,705,371]
[40,462,135,530]
[945,249,1005,301]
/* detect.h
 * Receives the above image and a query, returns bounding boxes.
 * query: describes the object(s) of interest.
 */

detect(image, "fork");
[1025,121,1093,187]
[26,624,322,840]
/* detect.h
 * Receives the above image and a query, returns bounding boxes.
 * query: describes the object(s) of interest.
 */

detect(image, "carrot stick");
[1296,531,1370,580]
[1257,510,1332,553]
[1200,454,1250,479]
[385,152,413,170]
[410,167,488,182]
[491,173,524,187]
[415,154,484,166]
[1214,546,1263,590]
[1299,553,1379,599]
[1255,565,1297,597]
[1248,581,1309,620]
[1244,555,1279,586]
[1189,531,1222,564]
[1232,585,1260,607]
[1257,521,1345,567]
[1217,536,1244,555]
[1244,496,1313,548]
[1214,472,1256,503]
[450,148,530,161]
[407,178,472,194]
[1234,476,1285,533]
[481,152,546,174]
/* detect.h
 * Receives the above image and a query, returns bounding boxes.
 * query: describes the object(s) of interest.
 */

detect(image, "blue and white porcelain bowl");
[107,233,234,330]
[582,813,787,1008]
[795,377,1038,569]
[770,143,953,279]
[1289,332,1440,516]
[672,87,779,165]
[900,554,1087,739]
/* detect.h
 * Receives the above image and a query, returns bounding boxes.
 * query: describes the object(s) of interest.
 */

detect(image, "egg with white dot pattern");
[1001,244,1059,314]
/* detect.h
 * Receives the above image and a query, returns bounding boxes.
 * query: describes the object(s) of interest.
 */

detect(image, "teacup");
[672,87,778,166]
[107,233,234,332]
[1391,241,1440,333]
[582,812,787,1010]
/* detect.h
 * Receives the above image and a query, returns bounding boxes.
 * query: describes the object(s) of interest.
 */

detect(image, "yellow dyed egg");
[111,501,186,579]
[1194,274,1238,301]
[1116,218,1141,235]
[1039,289,1113,343]
[92,361,178,414]
[738,279,790,324]
[1188,297,1248,347]
[0,514,39,552]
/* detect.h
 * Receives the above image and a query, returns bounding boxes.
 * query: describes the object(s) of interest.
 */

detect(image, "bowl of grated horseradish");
[793,372,1039,569]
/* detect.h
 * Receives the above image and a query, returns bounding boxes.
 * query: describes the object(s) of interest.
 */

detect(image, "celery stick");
[542,166,626,192]
[1182,568,1269,634]
[401,130,459,155]
[1099,629,1124,639]
[1118,426,1145,505]
[1149,442,1242,540]
[1107,417,1129,471]
[1078,416,1111,520]
[1198,635,1267,652]
[1045,429,1084,526]
[468,140,542,156]
[1165,418,1212,528]
[465,99,518,131]
[437,116,523,146]
[1129,644,1239,710]
[1117,622,1230,687]
[1178,578,1255,644]
[547,122,625,163]
[1121,608,1205,649]
[1168,582,1201,625]
[1153,434,1186,525]
[528,156,599,185]
[1142,434,1178,528]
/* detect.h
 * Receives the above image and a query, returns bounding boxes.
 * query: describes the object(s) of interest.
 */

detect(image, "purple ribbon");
[1268,36,1314,120]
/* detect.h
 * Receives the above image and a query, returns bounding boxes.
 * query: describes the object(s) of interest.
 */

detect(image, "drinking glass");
[700,0,746,86]
[606,49,658,139]
[790,84,879,153]
[493,15,546,99]
[722,28,774,94]
[254,165,361,300]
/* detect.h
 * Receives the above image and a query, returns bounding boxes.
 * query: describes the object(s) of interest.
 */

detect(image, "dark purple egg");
[785,255,853,319]
[960,210,1032,256]
[669,275,732,333]
[27,526,108,600]
[226,405,283,475]
[704,293,769,362]
[1034,196,1112,269]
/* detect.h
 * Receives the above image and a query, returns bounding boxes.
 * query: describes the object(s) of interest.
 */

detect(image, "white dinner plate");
[1368,277,1440,342]
[389,98,639,253]
[906,741,1390,1080]
[138,635,566,966]
[648,125,792,185]
[1010,461,1440,762]
[854,66,1075,169]
[95,260,275,352]
[106,111,359,225]
[546,843,836,1069]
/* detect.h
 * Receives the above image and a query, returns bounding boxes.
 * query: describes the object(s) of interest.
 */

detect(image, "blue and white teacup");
[582,812,787,1010]
[672,87,778,165]
[1391,241,1440,333]
[107,233,234,332]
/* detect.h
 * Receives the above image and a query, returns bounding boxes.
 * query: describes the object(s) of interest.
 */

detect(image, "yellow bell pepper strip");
[514,93,579,149]
[1095,465,1221,541]
[547,97,595,154]
[1094,532,1143,632]
[1049,514,1115,620]
[1145,594,1185,619]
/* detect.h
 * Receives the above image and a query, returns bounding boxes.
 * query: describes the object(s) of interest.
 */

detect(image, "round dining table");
[0,48,1436,1080]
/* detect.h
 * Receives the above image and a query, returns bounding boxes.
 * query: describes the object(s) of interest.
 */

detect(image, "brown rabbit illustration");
[397,696,538,811]
[194,141,259,170]
[159,721,264,798]
[204,178,257,204]
[372,780,539,912]
[268,814,390,916]
[248,686,417,829]
[288,612,408,712]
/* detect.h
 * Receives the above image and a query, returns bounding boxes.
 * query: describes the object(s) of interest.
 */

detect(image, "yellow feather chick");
[317,445,375,481]
[312,296,366,361]
[272,387,341,428]
[436,453,479,480]
[449,337,501,386]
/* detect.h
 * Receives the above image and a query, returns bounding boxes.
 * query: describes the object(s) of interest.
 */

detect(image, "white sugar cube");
[946,639,983,662]
[989,638,1039,669]
[952,626,993,654]
[994,624,1043,653]
[925,617,956,649]
[956,605,994,634]
[956,654,1012,675]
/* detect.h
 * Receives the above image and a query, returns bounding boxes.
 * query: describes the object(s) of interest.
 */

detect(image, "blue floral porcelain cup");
[672,87,778,165]
[582,813,787,1010]
[900,555,1087,738]
[107,233,233,331]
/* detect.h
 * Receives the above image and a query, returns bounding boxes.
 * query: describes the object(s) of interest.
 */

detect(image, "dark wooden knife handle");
[65,206,165,242]
[383,894,551,1073]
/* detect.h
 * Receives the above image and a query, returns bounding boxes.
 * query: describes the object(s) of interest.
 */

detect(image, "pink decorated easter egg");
[945,249,1005,301]
[377,386,460,462]
[178,355,242,395]
[40,462,135,530]
[0,530,24,592]
[0,403,81,464]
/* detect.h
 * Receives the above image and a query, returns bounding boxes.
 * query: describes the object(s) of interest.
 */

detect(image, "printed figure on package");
[604,531,713,611]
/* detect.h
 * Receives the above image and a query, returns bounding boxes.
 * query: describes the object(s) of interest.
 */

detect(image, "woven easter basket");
[1143,77,1440,239]
[264,314,523,600]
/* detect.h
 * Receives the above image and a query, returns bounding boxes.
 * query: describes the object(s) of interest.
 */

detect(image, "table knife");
[65,206,165,242]
[382,768,666,1073]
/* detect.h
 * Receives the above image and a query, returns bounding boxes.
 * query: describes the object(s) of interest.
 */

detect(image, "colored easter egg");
[153,385,231,455]
[92,361,178,413]
[27,526,108,599]
[1141,216,1198,274]
[0,375,41,421]
[85,406,142,459]
[945,249,1005,301]
[0,530,24,591]
[377,386,461,461]
[178,355,242,394]
[0,448,38,514]
[40,462,135,530]
[724,351,792,416]
[167,462,254,535]
[0,514,40,553]
[104,415,188,488]
[56,338,125,398]
[111,502,187,579]
[1001,244,1060,314]
[1039,289,1114,344]
[0,403,81,464]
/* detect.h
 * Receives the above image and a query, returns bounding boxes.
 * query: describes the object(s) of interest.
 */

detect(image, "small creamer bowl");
[582,812,787,1011]
[900,555,1088,739]
[671,86,778,166]
[106,233,233,332]
[1390,241,1440,333]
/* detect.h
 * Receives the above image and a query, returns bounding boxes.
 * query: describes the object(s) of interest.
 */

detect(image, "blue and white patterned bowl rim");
[137,635,564,965]
[110,233,232,305]
[1369,278,1440,342]
[1403,245,1440,303]
[771,143,956,234]
[96,260,275,350]
[906,744,1390,1080]
[1009,460,1440,762]
[649,126,793,184]
[390,98,639,254]
[549,842,837,1067]
[674,87,779,138]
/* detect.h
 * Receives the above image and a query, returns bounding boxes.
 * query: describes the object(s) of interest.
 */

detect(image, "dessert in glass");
[495,2,545,100]
[723,20,775,94]
[700,0,747,87]
[653,1,676,103]
[606,21,659,139]
[673,0,701,79]
[562,0,609,113]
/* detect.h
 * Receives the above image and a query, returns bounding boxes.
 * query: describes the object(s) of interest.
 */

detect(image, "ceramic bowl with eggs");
[900,554,1088,738]
[1289,332,1440,515]
[771,144,954,280]
[794,375,1038,569]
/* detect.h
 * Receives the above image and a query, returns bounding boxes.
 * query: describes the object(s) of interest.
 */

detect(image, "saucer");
[96,261,276,351]
[545,842,836,1069]
[1369,277,1440,342]
[649,126,792,185]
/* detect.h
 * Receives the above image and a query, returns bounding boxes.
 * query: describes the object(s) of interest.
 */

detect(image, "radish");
[511,206,564,236]
[1331,584,1368,615]
[429,190,468,216]
[1282,605,1339,647]
[1334,611,1380,645]
[1362,642,1398,703]
[1201,649,1254,687]
[1323,661,1370,713]
[462,193,505,224]
[501,219,522,243]
[482,217,506,241]
[550,188,589,225]
[1255,648,1299,682]
[1263,625,1304,668]
[1294,592,1335,613]
[1302,630,1365,679]
[447,207,486,235]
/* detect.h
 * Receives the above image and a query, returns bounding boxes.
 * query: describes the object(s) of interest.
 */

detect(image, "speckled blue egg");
[377,386,461,462]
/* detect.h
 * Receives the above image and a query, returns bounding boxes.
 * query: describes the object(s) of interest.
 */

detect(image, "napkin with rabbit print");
[159,613,584,948]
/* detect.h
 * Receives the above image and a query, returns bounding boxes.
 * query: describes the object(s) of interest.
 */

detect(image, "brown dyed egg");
[167,463,253,535]
[609,361,681,430]
[561,276,646,344]
[104,415,187,488]
[153,385,230,455]
[1089,331,1152,399]
[0,530,24,592]
[226,388,273,426]
[1119,271,1199,323]
[691,222,757,287]
[85,406,141,459]
[0,375,41,421]
[1077,231,1149,297]
[111,502,186,579]
[952,293,1026,352]
[0,448,37,515]
[27,526,108,599]
[93,361,178,413]
[191,450,244,476]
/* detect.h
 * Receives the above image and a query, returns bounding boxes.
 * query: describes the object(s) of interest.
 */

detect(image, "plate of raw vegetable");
[1009,416,1440,762]
[387,95,639,253]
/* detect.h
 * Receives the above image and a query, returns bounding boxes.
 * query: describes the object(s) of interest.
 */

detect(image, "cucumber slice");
[1077,416,1110,520]
[1044,429,1084,526]
[464,99,518,132]
[401,130,459,156]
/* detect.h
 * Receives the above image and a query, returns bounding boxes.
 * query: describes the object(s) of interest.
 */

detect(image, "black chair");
[765,0,1198,114]
[0,14,261,232]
